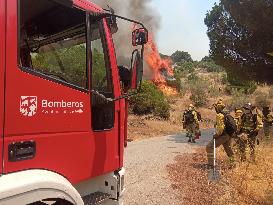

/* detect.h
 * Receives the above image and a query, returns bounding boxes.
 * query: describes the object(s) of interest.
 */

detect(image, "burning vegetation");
[144,35,178,96]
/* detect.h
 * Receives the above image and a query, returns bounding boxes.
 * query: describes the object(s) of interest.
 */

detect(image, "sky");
[150,0,219,61]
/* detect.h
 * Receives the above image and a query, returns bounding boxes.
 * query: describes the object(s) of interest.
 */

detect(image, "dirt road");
[124,129,213,205]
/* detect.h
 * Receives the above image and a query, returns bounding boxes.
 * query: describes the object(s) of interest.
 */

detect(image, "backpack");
[241,113,258,128]
[184,110,195,124]
[262,107,270,117]
[224,114,237,135]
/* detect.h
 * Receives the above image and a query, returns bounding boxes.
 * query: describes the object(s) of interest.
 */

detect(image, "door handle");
[8,141,36,162]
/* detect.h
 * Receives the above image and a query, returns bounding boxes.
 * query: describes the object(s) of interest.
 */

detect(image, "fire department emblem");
[20,96,38,117]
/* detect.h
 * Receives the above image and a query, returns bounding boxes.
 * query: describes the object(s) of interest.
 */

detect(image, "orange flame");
[158,84,178,96]
[144,34,177,96]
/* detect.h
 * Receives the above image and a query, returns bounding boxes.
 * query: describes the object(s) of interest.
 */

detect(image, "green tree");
[205,1,273,83]
[171,50,193,63]
[129,81,170,119]
[32,44,87,87]
[32,45,106,88]
[201,56,213,62]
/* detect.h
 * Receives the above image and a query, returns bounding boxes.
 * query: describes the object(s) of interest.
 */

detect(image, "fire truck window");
[91,24,113,92]
[91,21,114,131]
[18,0,88,90]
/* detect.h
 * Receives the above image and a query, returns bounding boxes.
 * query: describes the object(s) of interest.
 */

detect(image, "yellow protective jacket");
[256,110,264,130]
[264,114,273,124]
[241,113,263,132]
[234,111,243,133]
[215,113,225,136]
[192,110,199,124]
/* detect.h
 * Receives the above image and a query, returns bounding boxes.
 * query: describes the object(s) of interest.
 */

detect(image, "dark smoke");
[91,0,159,31]
[91,0,160,76]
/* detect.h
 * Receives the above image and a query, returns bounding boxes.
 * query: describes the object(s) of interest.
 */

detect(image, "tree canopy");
[171,50,193,63]
[201,56,213,62]
[205,0,273,83]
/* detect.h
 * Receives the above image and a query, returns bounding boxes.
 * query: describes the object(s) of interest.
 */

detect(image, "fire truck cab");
[0,0,147,204]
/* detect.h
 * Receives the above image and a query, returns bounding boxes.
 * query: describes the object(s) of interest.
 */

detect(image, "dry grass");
[217,139,273,205]
[167,149,225,205]
[128,94,216,141]
[167,140,273,205]
[127,115,181,141]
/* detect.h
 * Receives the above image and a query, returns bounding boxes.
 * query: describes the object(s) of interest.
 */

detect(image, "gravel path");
[124,129,213,205]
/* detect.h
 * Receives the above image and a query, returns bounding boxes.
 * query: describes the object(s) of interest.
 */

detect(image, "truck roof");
[73,0,104,13]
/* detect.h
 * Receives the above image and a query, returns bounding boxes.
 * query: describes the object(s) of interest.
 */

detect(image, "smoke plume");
[91,0,160,75]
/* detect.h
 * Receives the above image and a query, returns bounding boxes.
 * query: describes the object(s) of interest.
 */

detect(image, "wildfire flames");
[144,34,178,96]
[157,84,178,96]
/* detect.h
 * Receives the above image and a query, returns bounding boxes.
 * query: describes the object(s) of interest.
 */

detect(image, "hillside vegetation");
[128,55,273,141]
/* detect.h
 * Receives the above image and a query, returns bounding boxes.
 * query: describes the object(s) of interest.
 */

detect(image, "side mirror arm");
[91,90,138,103]
[138,45,145,92]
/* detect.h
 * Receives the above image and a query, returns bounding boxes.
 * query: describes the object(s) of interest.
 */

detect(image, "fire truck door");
[89,19,120,175]
[0,0,5,174]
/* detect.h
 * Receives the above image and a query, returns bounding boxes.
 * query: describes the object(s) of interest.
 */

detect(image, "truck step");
[82,192,111,205]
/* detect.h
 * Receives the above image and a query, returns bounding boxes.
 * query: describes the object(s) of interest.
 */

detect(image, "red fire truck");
[0,0,148,204]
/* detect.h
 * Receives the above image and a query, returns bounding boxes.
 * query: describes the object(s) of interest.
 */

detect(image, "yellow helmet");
[214,99,225,111]
[189,104,194,110]
[236,109,243,114]
[217,98,223,104]
[235,107,243,114]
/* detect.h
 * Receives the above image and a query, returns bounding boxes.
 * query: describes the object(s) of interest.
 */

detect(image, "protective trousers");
[263,122,271,139]
[186,123,198,142]
[206,133,234,166]
[237,132,257,162]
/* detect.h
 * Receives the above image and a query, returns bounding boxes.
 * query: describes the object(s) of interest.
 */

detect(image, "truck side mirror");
[132,28,148,46]
[130,50,143,90]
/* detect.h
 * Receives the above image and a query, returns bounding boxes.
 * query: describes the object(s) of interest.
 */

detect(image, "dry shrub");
[208,85,221,98]
[198,107,215,128]
[189,79,209,107]
[254,90,270,108]
[229,90,251,109]
[268,86,273,99]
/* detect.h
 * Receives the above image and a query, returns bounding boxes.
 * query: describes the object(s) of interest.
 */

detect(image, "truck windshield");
[19,0,88,89]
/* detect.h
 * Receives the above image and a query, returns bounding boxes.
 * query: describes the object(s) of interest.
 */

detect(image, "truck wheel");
[28,202,47,205]
[28,199,73,205]
[53,199,74,205]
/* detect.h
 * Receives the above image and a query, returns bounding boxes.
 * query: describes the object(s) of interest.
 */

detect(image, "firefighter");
[237,103,263,162]
[234,107,243,134]
[182,104,201,143]
[206,99,235,167]
[262,106,273,139]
